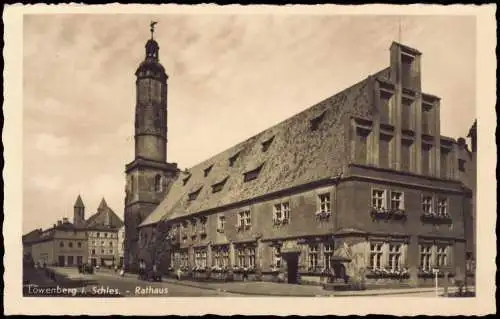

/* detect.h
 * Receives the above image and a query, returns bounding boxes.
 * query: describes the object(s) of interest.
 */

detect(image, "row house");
[131,40,475,288]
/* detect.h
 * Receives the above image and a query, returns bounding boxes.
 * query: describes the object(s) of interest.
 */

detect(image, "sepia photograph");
[3,3,496,316]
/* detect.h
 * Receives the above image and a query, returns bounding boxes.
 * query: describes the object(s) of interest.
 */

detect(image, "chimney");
[62,217,69,224]
[57,220,62,226]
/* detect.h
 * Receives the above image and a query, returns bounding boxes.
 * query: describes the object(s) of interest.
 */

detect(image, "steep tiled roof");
[74,194,85,208]
[85,198,124,230]
[140,72,377,227]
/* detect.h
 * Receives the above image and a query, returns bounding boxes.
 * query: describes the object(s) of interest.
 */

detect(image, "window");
[97,233,100,238]
[237,210,251,229]
[101,241,104,246]
[109,242,113,247]
[436,245,448,268]
[440,148,449,178]
[458,159,466,172]
[379,91,393,124]
[379,134,392,169]
[388,243,402,271]
[422,196,434,215]
[236,248,245,267]
[246,247,256,268]
[154,174,163,192]
[372,189,387,209]
[421,143,431,175]
[324,243,334,270]
[91,249,96,255]
[401,98,413,130]
[188,187,202,201]
[390,191,404,211]
[195,249,207,268]
[272,246,282,269]
[437,198,448,216]
[68,242,73,248]
[319,193,331,213]
[204,165,213,177]
[229,151,241,167]
[420,244,432,271]
[101,249,105,254]
[213,246,229,268]
[60,241,64,248]
[77,242,82,248]
[261,136,275,152]
[401,139,413,172]
[273,202,290,223]
[401,53,415,89]
[422,104,433,134]
[310,111,326,131]
[355,128,369,164]
[191,220,198,236]
[110,249,113,254]
[104,233,108,238]
[180,250,189,267]
[370,243,384,270]
[212,177,228,193]
[243,164,264,182]
[308,244,319,269]
[217,216,225,232]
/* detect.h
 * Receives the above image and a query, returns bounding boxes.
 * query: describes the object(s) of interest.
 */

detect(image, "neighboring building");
[85,198,125,267]
[457,120,477,274]
[25,218,88,267]
[23,195,125,268]
[125,35,474,288]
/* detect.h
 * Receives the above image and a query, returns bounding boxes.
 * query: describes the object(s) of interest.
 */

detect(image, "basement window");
[310,111,326,131]
[188,187,203,201]
[212,177,229,193]
[261,136,275,152]
[229,151,241,167]
[243,164,264,182]
[204,165,214,177]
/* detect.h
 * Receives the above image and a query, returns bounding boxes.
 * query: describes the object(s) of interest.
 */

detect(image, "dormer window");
[188,187,203,201]
[310,111,326,131]
[204,165,214,177]
[261,136,275,152]
[244,164,264,182]
[212,177,229,193]
[182,174,191,186]
[229,151,241,167]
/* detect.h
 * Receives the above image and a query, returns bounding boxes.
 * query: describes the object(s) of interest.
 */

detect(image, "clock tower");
[124,23,179,272]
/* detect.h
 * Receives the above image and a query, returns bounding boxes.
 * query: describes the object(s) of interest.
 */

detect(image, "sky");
[22,14,476,234]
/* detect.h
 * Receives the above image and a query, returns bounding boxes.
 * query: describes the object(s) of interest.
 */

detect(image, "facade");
[126,37,475,288]
[85,198,125,267]
[23,195,125,268]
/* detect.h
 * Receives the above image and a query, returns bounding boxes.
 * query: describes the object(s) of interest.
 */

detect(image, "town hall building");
[124,28,476,288]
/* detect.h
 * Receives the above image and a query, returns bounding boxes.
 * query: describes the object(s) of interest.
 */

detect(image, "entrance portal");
[282,252,300,284]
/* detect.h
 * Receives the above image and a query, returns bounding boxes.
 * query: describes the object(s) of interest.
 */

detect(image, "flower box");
[315,211,331,221]
[282,218,289,225]
[366,268,410,279]
[420,213,452,224]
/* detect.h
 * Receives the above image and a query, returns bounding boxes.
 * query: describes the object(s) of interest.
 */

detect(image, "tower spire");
[150,21,158,40]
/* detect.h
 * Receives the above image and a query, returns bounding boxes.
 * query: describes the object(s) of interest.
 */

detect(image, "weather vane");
[150,21,158,39]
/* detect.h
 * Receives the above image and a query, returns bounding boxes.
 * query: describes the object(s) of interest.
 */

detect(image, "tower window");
[310,111,326,131]
[229,151,241,167]
[243,163,264,182]
[458,159,466,172]
[261,136,275,152]
[204,165,213,177]
[188,187,203,201]
[154,174,163,192]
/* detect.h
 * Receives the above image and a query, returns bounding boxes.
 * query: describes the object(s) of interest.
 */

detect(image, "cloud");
[30,175,62,191]
[34,133,70,157]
